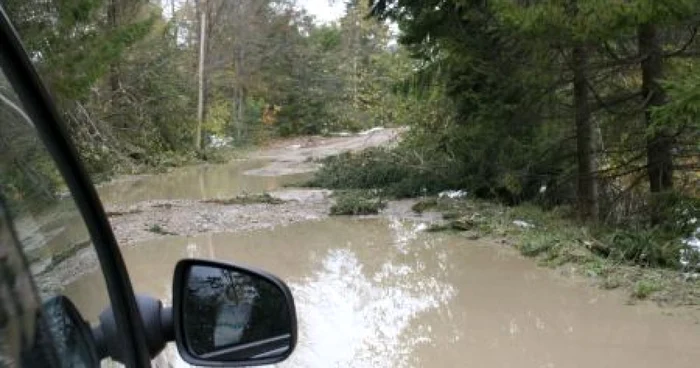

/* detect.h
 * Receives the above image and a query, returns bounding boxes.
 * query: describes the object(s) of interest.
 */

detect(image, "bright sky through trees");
[299,0,344,23]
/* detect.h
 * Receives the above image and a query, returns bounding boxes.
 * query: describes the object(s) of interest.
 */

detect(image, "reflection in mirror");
[182,264,292,361]
[20,296,98,367]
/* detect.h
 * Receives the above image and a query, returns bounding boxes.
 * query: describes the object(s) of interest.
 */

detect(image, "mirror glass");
[182,264,293,361]
[21,296,98,367]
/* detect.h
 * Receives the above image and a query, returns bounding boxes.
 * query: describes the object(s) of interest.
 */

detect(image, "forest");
[310,0,700,270]
[2,0,410,179]
[357,0,700,222]
[2,0,699,269]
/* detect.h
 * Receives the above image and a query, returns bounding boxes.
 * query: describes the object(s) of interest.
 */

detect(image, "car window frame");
[0,6,152,367]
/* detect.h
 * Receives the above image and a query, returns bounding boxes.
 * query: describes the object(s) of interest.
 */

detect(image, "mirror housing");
[22,296,99,367]
[92,294,173,362]
[172,259,297,366]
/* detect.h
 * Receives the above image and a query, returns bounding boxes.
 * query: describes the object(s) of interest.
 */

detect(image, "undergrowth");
[202,193,286,205]
[305,146,700,304]
[330,191,386,215]
[304,148,463,198]
[146,224,178,236]
[411,197,700,304]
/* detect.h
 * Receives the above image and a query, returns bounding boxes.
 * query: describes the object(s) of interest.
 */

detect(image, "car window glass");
[0,194,41,366]
[0,66,114,365]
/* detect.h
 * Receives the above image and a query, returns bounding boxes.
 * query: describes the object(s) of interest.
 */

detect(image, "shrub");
[306,148,462,198]
[605,229,684,269]
[202,193,285,205]
[519,233,559,257]
[412,198,439,213]
[330,192,386,215]
[146,224,177,236]
[632,279,662,299]
[656,192,700,236]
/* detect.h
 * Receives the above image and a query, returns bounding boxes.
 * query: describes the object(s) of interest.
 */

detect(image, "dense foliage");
[306,0,700,273]
[354,0,700,228]
[2,0,411,181]
[2,0,698,252]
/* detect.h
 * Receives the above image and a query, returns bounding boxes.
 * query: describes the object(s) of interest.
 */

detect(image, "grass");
[411,198,439,213]
[412,196,700,305]
[425,215,478,232]
[633,279,663,299]
[146,224,178,236]
[105,208,143,217]
[202,193,286,205]
[89,145,248,185]
[330,191,386,215]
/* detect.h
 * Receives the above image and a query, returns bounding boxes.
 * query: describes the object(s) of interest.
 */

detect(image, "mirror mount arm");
[161,306,174,341]
[93,294,175,362]
[91,325,108,360]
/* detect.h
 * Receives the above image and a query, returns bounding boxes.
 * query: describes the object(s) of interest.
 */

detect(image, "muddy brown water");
[65,217,700,367]
[96,159,309,205]
[59,148,700,367]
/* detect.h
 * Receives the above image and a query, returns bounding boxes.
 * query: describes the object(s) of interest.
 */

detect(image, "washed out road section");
[51,128,700,367]
[65,217,700,368]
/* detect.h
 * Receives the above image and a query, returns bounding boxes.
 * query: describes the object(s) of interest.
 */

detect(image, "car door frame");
[0,6,152,367]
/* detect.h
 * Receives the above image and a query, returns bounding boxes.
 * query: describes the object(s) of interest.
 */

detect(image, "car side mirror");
[22,296,99,367]
[172,259,297,366]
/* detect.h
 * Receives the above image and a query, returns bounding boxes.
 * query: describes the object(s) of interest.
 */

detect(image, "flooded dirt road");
[57,129,700,367]
[96,158,309,206]
[97,127,403,205]
[66,218,700,368]
[36,130,399,292]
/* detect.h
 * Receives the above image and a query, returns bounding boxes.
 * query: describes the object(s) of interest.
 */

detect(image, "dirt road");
[38,128,405,290]
[245,127,403,176]
[103,127,403,244]
[46,127,700,368]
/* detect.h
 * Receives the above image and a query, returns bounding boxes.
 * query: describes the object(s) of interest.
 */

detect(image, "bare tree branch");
[663,26,699,58]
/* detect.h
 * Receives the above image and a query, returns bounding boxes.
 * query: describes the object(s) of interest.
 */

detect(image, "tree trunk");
[352,55,358,109]
[572,45,598,221]
[195,6,207,150]
[233,46,246,141]
[230,87,245,142]
[639,23,674,225]
[108,0,120,110]
[171,0,178,45]
[185,0,194,47]
[639,23,674,195]
[231,89,238,140]
[237,88,246,140]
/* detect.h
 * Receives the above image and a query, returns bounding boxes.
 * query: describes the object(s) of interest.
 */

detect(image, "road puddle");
[96,159,309,205]
[64,217,700,367]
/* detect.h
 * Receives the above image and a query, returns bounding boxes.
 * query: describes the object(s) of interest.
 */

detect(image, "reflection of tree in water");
[184,266,290,356]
